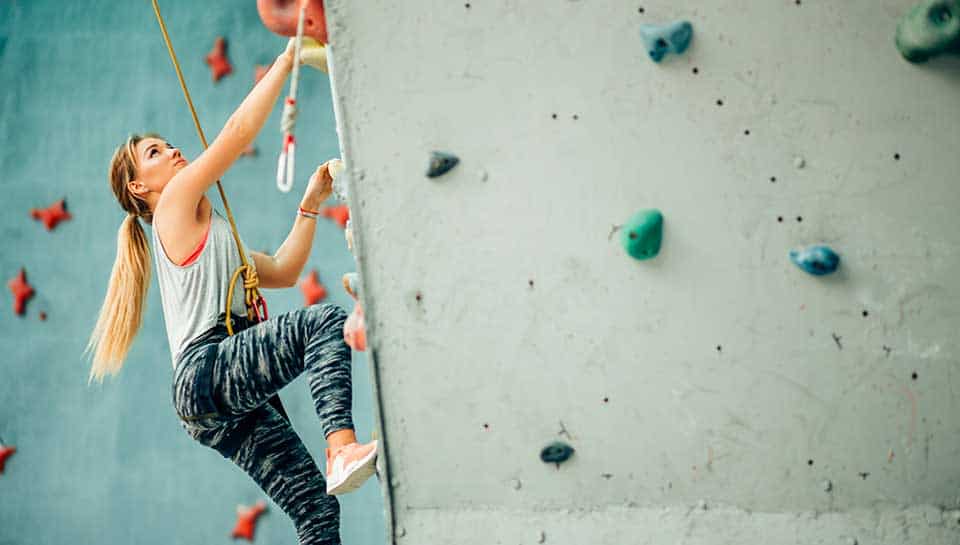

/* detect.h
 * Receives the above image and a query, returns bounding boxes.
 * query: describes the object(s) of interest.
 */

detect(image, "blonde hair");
[85,133,159,384]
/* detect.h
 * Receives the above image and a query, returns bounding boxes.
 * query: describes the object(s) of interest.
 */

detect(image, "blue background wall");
[0,1,384,543]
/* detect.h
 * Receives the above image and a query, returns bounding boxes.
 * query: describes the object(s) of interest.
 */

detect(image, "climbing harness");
[150,0,268,337]
[276,3,308,193]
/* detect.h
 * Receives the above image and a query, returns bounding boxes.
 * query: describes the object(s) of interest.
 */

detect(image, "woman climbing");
[84,37,377,545]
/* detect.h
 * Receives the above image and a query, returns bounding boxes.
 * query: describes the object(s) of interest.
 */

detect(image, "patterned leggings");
[172,304,353,545]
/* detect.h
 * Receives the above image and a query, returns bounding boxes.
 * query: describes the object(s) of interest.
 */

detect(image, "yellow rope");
[150,0,262,335]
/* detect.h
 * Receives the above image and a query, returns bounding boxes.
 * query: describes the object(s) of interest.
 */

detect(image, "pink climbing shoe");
[325,440,379,495]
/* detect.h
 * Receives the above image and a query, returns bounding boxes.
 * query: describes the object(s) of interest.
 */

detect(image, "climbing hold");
[794,156,806,169]
[342,272,360,299]
[344,303,366,351]
[822,479,833,492]
[0,444,15,474]
[300,270,328,306]
[511,478,522,490]
[231,500,267,541]
[240,144,257,157]
[789,245,840,276]
[205,36,232,82]
[30,198,72,231]
[639,21,694,62]
[426,151,459,178]
[321,205,350,228]
[895,0,960,63]
[344,220,355,252]
[299,36,329,73]
[8,268,35,316]
[540,441,575,465]
[257,0,329,44]
[620,209,663,260]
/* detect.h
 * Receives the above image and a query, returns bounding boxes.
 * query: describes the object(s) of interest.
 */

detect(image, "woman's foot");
[325,440,378,495]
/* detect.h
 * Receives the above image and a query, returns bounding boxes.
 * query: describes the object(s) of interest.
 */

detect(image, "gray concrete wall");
[326,1,960,543]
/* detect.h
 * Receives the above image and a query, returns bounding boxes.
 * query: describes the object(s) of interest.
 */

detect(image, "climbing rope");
[150,0,267,336]
[276,3,307,193]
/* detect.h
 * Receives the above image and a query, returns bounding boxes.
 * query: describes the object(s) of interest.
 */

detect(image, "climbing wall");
[0,2,384,544]
[326,0,960,543]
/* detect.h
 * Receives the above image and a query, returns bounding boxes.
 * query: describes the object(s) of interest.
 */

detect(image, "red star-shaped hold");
[300,270,328,306]
[231,500,266,541]
[30,198,72,231]
[8,268,35,316]
[253,62,273,85]
[321,205,350,229]
[205,36,233,82]
[0,445,15,474]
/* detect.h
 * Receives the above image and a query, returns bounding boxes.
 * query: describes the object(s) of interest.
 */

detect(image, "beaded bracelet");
[298,206,320,220]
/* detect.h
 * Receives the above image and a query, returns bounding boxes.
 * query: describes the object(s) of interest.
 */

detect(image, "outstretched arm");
[157,42,296,225]
[251,161,337,288]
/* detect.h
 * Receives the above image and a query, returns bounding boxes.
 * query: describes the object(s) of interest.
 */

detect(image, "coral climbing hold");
[639,21,694,62]
[8,268,35,316]
[540,441,575,465]
[0,444,15,474]
[257,0,329,44]
[344,303,366,351]
[205,36,233,82]
[789,245,840,276]
[300,270,328,305]
[321,205,350,229]
[31,198,72,230]
[426,151,459,178]
[895,0,960,63]
[231,500,267,541]
[620,209,663,260]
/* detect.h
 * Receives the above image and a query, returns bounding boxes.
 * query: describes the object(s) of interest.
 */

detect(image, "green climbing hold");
[620,209,663,260]
[540,441,575,465]
[895,0,960,63]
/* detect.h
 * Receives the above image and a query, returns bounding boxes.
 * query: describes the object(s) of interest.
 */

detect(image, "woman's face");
[128,137,188,198]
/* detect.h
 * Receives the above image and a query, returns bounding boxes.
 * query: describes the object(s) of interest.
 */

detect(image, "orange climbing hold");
[257,0,329,44]
[0,445,15,474]
[8,268,34,316]
[205,36,232,82]
[230,500,267,541]
[344,303,366,351]
[321,205,350,229]
[300,270,328,306]
[31,198,72,231]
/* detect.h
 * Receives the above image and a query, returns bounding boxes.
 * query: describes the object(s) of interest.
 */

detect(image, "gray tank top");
[151,209,256,367]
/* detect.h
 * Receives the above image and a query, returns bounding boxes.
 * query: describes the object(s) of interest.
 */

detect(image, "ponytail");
[85,134,158,384]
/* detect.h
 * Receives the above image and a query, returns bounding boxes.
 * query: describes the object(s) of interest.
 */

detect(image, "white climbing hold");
[537,530,546,543]
[697,499,707,510]
[511,479,522,490]
[479,168,489,182]
[822,480,833,492]
[794,156,806,169]
[396,526,407,538]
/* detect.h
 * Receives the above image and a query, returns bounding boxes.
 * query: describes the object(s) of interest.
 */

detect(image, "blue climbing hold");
[426,151,459,178]
[640,21,694,62]
[540,441,575,465]
[789,245,840,276]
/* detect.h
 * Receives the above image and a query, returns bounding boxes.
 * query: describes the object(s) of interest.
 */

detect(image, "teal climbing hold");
[895,0,960,62]
[540,442,575,465]
[620,209,663,260]
[789,245,840,276]
[639,21,694,62]
[426,151,459,178]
